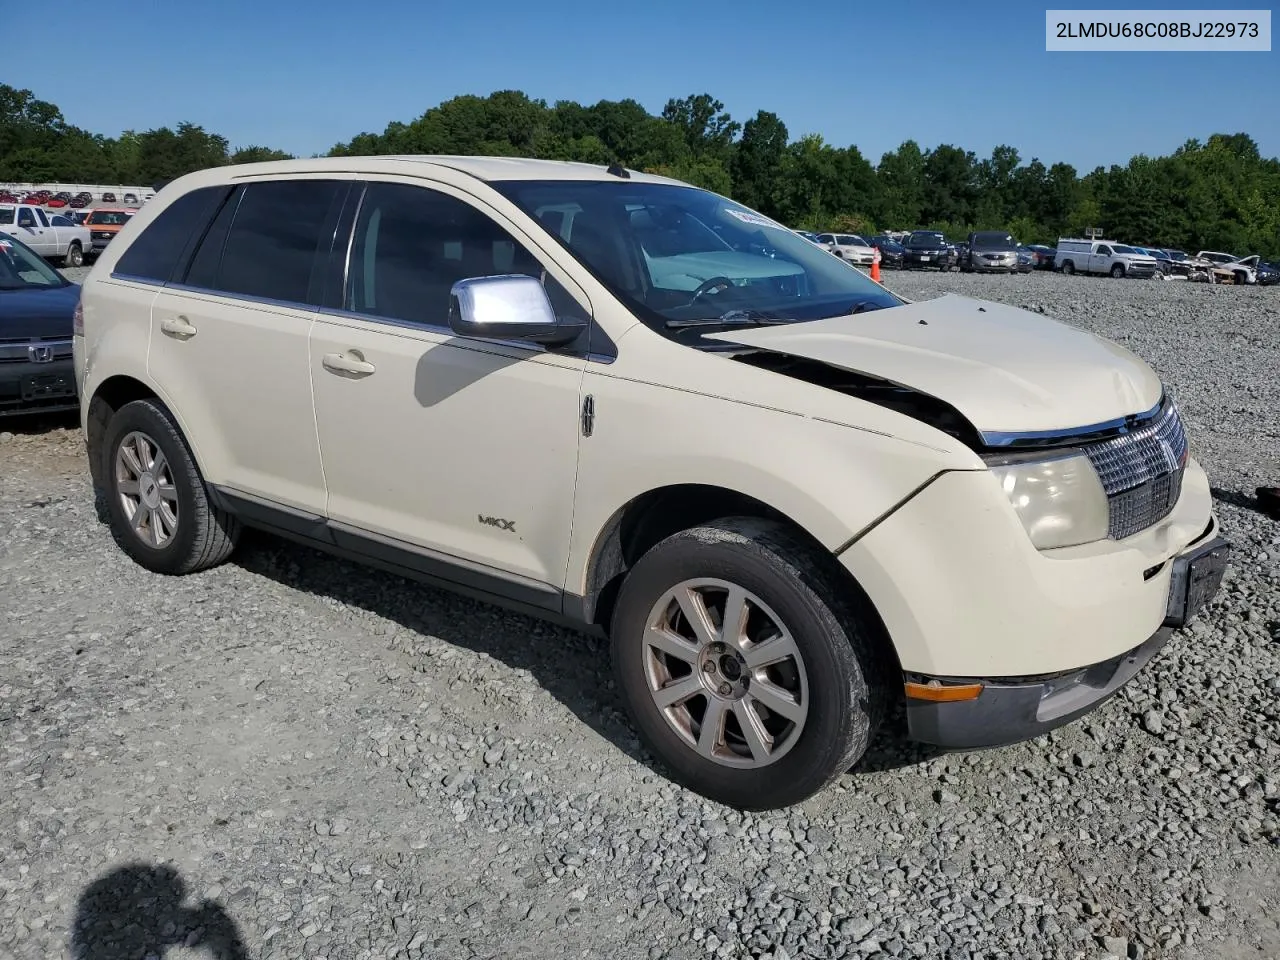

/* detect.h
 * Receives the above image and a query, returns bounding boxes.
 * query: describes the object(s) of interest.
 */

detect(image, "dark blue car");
[0,232,80,416]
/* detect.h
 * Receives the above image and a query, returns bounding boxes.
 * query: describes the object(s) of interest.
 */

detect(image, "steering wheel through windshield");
[685,276,735,307]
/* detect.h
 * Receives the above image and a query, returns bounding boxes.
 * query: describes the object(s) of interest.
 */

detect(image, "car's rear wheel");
[610,517,888,810]
[64,242,83,268]
[1062,260,1075,275]
[101,398,240,575]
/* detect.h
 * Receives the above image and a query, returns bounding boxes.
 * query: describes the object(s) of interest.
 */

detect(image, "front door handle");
[321,351,376,377]
[160,316,197,339]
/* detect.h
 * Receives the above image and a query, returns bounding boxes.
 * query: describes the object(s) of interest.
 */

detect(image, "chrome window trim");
[160,282,322,314]
[108,272,166,286]
[314,305,615,364]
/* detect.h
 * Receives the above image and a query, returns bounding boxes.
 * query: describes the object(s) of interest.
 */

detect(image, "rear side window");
[0,209,14,225]
[114,186,227,282]
[190,179,343,306]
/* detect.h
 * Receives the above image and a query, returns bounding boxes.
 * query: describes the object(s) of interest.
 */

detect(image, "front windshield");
[86,211,132,225]
[837,235,865,246]
[1112,245,1138,254]
[0,235,68,289]
[495,180,902,330]
[906,231,945,248]
[973,232,1016,249]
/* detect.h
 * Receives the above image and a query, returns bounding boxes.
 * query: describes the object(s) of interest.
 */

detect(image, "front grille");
[0,337,74,364]
[1082,401,1188,539]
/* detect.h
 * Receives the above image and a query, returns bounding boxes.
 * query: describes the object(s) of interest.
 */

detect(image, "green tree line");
[3,84,1277,256]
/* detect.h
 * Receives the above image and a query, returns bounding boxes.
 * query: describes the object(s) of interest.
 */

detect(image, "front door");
[308,180,588,599]
[15,207,49,255]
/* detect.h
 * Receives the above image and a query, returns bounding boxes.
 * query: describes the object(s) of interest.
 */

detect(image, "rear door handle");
[160,316,197,339]
[321,351,376,377]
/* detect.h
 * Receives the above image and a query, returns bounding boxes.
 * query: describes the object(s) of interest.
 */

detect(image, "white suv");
[74,158,1229,809]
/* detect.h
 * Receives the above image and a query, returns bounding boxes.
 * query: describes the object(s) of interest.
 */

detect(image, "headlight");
[986,452,1109,549]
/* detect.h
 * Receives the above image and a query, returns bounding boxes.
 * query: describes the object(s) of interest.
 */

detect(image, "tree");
[731,111,789,216]
[660,93,740,159]
[230,146,294,164]
[2,81,1278,259]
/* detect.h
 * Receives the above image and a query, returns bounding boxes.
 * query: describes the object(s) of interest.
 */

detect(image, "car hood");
[0,283,80,339]
[702,293,1163,436]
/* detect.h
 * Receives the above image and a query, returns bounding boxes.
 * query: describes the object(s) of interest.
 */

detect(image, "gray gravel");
[2,269,1278,960]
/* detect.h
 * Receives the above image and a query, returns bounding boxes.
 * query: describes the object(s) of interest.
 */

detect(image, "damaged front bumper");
[904,534,1231,750]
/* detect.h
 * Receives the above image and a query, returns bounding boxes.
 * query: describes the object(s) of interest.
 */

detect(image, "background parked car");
[960,231,1019,273]
[0,232,80,416]
[83,208,135,254]
[869,235,905,268]
[1025,244,1057,269]
[101,192,117,203]
[1015,246,1034,273]
[901,230,957,270]
[815,232,878,265]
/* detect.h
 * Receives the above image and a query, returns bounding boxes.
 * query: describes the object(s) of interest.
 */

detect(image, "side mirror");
[449,274,586,348]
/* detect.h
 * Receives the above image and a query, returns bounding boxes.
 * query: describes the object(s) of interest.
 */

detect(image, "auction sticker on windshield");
[725,208,788,230]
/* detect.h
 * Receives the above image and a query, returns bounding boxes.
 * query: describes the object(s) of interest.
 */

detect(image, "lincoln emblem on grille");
[29,345,54,363]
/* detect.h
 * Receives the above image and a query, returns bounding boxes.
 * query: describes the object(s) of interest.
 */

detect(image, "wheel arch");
[85,374,164,490]
[576,483,900,670]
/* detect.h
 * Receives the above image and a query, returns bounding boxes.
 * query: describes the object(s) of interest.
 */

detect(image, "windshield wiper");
[816,300,887,320]
[665,309,791,329]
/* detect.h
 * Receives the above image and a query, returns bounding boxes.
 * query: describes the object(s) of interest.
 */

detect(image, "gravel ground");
[2,269,1277,960]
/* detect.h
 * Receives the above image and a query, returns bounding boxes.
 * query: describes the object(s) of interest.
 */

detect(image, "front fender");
[564,367,975,595]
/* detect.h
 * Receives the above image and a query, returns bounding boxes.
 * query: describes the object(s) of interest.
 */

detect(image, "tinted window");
[202,180,342,305]
[183,189,241,290]
[114,186,228,282]
[0,209,13,225]
[17,208,35,227]
[345,182,582,327]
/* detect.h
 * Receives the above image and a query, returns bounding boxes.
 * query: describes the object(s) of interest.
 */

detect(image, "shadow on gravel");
[229,531,927,784]
[71,863,249,959]
[0,409,79,435]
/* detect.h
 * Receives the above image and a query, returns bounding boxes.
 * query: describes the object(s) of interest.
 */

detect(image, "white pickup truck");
[0,203,92,267]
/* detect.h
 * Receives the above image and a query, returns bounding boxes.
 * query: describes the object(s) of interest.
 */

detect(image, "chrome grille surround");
[1081,400,1188,540]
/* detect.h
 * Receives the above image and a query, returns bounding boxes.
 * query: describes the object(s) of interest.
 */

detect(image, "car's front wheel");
[101,398,240,575]
[610,517,888,810]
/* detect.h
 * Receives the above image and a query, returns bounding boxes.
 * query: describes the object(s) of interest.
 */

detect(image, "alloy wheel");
[114,430,179,548]
[642,578,810,769]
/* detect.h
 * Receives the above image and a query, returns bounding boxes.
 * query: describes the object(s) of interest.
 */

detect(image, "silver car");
[815,232,877,265]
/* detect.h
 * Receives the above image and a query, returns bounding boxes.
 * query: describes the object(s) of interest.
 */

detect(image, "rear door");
[147,176,350,515]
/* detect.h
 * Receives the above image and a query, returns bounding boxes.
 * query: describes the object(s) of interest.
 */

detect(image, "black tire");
[1110,263,1125,279]
[1062,260,1075,275]
[100,397,240,575]
[610,517,889,810]
[64,242,83,268]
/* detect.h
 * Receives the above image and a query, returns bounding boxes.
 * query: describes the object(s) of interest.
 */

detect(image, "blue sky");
[8,0,1276,170]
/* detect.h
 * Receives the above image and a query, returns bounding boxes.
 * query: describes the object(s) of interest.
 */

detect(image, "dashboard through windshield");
[495,180,902,334]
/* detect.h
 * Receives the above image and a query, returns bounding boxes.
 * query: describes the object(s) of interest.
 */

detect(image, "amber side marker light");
[904,681,985,703]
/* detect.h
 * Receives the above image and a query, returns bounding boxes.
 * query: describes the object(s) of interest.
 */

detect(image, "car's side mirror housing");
[448,275,586,348]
